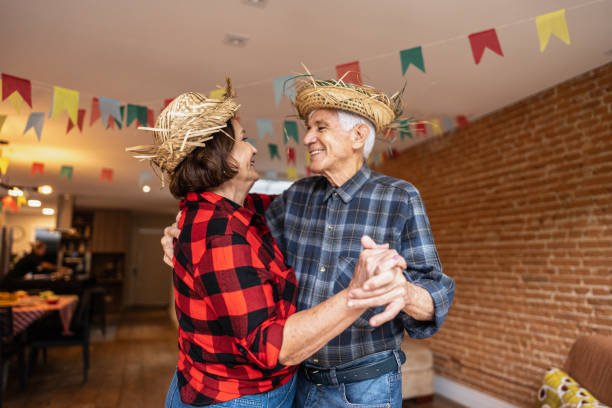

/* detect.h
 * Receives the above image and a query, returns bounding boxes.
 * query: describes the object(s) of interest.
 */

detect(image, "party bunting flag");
[24,112,45,140]
[415,122,427,136]
[268,143,280,160]
[430,119,442,135]
[106,115,115,130]
[273,75,296,106]
[396,119,412,140]
[283,120,298,144]
[114,105,125,129]
[2,196,17,212]
[98,97,121,126]
[139,170,152,187]
[443,117,454,132]
[162,98,174,110]
[100,168,113,182]
[90,97,101,125]
[50,86,79,124]
[147,109,154,128]
[59,165,73,180]
[256,119,274,140]
[265,169,277,180]
[287,147,296,165]
[536,9,570,52]
[0,115,6,132]
[127,104,148,127]
[287,167,298,181]
[0,157,8,175]
[31,162,44,176]
[7,90,24,113]
[305,151,310,166]
[67,109,86,134]
[17,195,26,207]
[209,88,225,100]
[469,29,504,64]
[1,73,32,107]
[456,115,470,129]
[400,46,426,74]
[336,61,362,86]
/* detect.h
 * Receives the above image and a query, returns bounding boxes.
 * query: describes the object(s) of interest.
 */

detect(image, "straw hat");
[293,74,405,137]
[126,78,240,179]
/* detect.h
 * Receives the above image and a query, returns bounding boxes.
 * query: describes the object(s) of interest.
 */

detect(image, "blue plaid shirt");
[266,163,454,367]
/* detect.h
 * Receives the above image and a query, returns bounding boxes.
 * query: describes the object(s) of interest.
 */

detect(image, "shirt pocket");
[333,254,385,329]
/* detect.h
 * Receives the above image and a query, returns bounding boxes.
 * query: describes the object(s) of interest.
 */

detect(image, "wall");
[376,63,612,406]
[3,213,56,256]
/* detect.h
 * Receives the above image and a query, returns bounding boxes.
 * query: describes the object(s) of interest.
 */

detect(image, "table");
[11,295,78,336]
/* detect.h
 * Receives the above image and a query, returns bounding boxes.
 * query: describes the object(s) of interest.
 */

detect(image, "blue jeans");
[165,370,297,408]
[294,350,403,408]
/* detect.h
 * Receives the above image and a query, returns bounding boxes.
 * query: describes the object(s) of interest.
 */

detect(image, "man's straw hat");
[126,78,239,179]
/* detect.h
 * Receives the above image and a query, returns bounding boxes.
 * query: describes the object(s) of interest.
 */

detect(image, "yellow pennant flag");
[7,91,23,113]
[304,151,311,166]
[209,88,225,100]
[0,157,8,174]
[287,167,298,181]
[430,119,442,135]
[50,86,80,124]
[17,195,27,207]
[536,9,570,52]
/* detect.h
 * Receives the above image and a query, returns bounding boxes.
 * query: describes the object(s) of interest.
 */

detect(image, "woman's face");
[228,118,259,187]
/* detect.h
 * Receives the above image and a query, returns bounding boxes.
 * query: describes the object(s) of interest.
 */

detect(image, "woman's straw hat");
[293,73,405,137]
[126,78,239,179]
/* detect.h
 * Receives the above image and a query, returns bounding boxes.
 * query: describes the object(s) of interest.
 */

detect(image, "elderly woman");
[128,80,405,408]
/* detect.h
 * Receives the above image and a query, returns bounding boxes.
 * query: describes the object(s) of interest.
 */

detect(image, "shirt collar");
[181,191,256,223]
[323,163,371,203]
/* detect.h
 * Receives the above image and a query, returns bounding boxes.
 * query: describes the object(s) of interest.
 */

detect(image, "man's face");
[304,109,356,181]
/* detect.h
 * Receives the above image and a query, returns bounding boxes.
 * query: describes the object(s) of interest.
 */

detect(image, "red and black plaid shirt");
[173,191,298,406]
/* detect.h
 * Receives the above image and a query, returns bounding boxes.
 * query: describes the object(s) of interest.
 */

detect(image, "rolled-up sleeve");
[194,233,296,370]
[399,193,455,338]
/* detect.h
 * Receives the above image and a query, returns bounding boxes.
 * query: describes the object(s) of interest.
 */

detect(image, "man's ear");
[351,123,370,150]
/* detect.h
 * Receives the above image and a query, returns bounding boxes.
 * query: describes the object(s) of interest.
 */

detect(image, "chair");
[0,307,26,407]
[27,290,92,383]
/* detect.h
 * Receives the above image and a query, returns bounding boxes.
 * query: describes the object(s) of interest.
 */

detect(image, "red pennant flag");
[67,109,86,134]
[162,98,174,110]
[147,109,154,127]
[31,162,44,176]
[457,115,470,129]
[336,61,362,86]
[468,28,504,65]
[1,73,32,107]
[100,168,113,182]
[287,147,296,165]
[107,115,115,129]
[90,98,101,125]
[2,196,18,212]
[416,122,427,136]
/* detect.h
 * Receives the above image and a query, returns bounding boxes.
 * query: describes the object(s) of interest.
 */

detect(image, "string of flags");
[0,6,577,181]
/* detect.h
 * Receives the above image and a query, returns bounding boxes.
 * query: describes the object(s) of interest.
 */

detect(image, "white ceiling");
[0,0,611,215]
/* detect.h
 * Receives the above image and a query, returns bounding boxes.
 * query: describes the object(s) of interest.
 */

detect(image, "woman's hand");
[161,211,181,267]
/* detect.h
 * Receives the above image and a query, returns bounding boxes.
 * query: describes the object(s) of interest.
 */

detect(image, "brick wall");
[376,63,612,406]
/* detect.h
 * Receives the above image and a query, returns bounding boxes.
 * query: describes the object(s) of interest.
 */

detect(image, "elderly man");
[162,77,454,407]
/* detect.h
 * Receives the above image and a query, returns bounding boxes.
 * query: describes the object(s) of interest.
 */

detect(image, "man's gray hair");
[336,111,376,159]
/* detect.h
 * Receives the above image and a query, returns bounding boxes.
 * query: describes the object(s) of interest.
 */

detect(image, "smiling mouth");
[310,149,325,156]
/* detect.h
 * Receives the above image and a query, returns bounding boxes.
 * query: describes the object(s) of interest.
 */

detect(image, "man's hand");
[161,211,181,267]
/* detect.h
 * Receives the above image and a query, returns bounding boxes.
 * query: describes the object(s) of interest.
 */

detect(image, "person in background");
[129,80,406,407]
[6,241,57,280]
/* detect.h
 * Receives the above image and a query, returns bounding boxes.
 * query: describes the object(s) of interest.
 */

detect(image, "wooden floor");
[3,308,465,407]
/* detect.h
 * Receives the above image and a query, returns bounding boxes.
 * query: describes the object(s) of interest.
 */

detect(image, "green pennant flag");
[400,46,425,74]
[0,115,7,132]
[59,165,73,180]
[127,104,149,127]
[283,120,299,144]
[115,105,125,129]
[397,119,412,140]
[268,143,280,160]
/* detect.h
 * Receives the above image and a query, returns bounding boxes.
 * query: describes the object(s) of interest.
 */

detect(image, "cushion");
[563,335,612,405]
[536,368,606,408]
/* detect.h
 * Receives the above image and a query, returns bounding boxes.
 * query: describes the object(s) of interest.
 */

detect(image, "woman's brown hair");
[169,120,237,198]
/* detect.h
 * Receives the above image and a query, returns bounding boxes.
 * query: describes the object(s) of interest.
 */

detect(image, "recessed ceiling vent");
[242,0,267,7]
[225,33,249,47]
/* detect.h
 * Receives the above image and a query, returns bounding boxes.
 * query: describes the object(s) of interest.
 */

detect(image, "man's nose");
[303,129,316,146]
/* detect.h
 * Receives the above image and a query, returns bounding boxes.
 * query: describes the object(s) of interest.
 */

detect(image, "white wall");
[3,213,56,256]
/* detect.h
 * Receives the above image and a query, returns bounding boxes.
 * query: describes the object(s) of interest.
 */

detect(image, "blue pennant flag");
[265,169,277,180]
[98,97,121,125]
[443,117,454,132]
[274,75,296,106]
[256,119,274,140]
[24,112,45,141]
[138,170,152,187]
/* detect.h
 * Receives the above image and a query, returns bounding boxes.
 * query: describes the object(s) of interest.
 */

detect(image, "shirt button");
[320,266,326,272]
[313,358,319,363]
[327,225,333,231]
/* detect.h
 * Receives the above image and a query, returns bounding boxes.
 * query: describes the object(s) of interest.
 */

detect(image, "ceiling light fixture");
[28,199,41,207]
[42,208,55,215]
[38,185,53,195]
[142,185,151,193]
[225,33,249,47]
[8,188,23,197]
